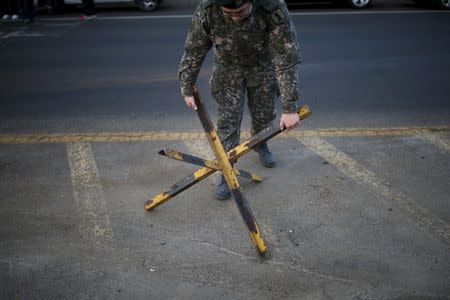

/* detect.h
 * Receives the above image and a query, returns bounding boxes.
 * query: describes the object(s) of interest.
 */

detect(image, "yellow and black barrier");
[145,86,311,256]
[159,148,262,182]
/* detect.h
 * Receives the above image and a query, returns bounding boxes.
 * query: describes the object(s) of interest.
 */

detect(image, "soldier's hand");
[280,113,300,130]
[184,96,197,111]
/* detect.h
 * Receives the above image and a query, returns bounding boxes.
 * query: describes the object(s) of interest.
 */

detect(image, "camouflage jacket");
[178,0,301,113]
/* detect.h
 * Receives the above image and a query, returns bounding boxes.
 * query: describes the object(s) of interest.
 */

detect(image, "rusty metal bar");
[145,104,311,211]
[144,166,213,211]
[159,148,262,182]
[192,86,268,256]
[228,105,312,162]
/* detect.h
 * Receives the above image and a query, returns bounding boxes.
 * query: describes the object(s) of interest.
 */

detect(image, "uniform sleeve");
[178,5,213,97]
[267,2,301,113]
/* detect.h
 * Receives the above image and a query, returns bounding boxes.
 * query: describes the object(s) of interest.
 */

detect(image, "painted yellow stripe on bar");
[144,191,170,210]
[0,126,448,144]
[145,167,215,210]
[193,166,215,180]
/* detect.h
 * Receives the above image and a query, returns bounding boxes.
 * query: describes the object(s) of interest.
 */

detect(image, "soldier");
[178,0,301,200]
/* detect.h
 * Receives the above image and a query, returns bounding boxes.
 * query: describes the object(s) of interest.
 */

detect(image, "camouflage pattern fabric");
[178,0,301,150]
[218,0,250,8]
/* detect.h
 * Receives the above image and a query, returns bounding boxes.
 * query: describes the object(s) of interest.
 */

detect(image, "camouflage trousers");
[209,63,277,151]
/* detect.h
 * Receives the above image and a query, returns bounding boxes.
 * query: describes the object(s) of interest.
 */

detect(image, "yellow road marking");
[0,126,448,144]
[297,136,450,245]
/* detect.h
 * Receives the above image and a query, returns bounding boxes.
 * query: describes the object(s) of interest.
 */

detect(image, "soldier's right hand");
[184,96,197,111]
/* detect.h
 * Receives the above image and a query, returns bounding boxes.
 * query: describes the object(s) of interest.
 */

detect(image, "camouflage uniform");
[178,0,301,151]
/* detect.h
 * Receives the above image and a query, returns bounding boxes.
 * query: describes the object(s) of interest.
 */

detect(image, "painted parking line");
[183,139,214,164]
[416,132,450,152]
[66,142,113,246]
[2,31,49,39]
[285,126,450,139]
[0,21,81,40]
[0,126,448,144]
[41,22,79,27]
[297,136,450,246]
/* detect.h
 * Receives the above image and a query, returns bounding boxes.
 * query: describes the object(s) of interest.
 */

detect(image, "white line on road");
[41,22,79,26]
[41,9,448,22]
[2,31,48,39]
[183,139,214,160]
[416,132,450,152]
[297,136,450,245]
[66,142,113,246]
[290,10,450,16]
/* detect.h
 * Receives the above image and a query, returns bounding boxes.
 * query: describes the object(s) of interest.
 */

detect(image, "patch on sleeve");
[269,8,286,25]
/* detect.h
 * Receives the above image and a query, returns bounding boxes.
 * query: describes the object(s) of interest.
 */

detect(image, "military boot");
[254,142,276,168]
[216,174,231,200]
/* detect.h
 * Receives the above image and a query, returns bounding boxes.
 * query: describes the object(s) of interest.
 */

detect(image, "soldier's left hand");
[280,113,300,130]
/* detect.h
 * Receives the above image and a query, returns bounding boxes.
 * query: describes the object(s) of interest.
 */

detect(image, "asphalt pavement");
[0,2,449,299]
